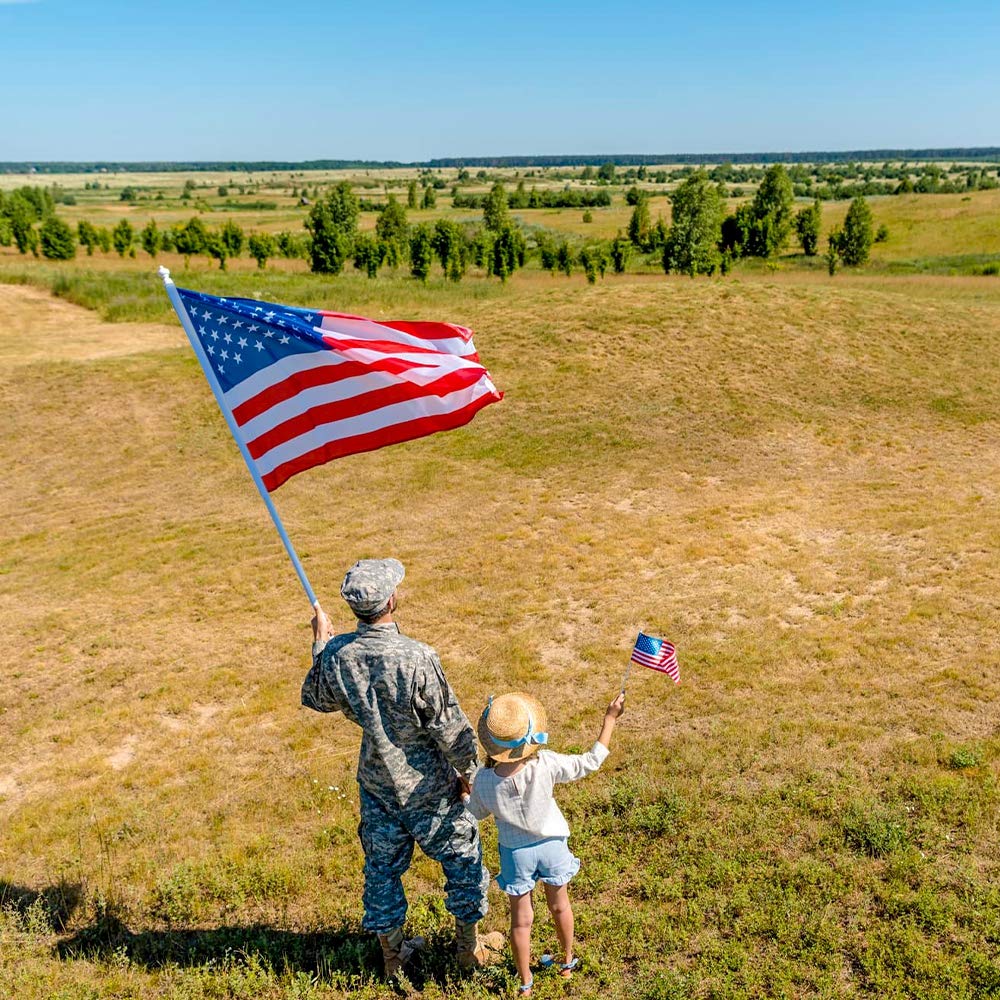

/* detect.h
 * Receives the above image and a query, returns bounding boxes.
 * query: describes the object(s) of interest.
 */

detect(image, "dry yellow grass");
[1,268,999,997]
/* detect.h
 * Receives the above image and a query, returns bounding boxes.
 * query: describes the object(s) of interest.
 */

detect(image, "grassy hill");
[1,264,999,999]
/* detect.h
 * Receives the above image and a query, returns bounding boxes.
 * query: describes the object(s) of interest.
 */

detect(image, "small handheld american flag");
[622,631,680,692]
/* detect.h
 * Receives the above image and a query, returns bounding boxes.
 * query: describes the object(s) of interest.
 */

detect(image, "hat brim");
[477,693,549,763]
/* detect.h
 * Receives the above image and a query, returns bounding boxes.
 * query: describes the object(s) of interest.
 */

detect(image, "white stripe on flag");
[251,378,498,478]
[319,316,476,357]
[224,349,349,410]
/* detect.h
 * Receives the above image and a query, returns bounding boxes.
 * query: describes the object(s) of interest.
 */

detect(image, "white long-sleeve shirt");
[466,742,609,848]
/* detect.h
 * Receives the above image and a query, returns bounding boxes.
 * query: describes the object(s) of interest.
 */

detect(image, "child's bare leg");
[509,891,534,989]
[543,883,574,967]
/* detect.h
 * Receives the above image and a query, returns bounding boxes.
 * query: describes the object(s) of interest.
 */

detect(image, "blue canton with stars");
[177,288,330,393]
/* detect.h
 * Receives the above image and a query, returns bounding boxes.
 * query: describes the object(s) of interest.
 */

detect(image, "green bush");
[947,745,982,769]
[842,802,909,856]
[39,216,76,260]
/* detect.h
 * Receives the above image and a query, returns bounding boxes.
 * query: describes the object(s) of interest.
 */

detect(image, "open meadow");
[1,170,999,1000]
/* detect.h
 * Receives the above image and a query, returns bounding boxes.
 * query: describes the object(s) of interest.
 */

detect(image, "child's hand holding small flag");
[621,631,680,693]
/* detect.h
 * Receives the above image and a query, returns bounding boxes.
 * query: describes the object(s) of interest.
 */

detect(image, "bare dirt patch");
[0,283,183,365]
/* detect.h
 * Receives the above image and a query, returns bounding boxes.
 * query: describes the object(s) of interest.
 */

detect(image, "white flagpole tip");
[158,265,173,284]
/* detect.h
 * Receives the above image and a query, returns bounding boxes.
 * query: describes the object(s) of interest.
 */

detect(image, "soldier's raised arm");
[412,652,478,784]
[301,602,343,714]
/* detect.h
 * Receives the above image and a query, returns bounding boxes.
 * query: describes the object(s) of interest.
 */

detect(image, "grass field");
[1,176,999,999]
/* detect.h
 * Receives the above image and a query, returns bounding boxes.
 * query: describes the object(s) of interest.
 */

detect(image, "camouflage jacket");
[301,622,479,810]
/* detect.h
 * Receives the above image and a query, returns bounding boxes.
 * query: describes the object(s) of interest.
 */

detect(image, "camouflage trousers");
[357,785,491,933]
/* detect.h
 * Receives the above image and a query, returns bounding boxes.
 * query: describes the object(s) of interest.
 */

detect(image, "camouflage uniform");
[301,559,490,934]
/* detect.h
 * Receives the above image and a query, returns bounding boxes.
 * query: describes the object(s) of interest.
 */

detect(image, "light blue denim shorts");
[496,837,580,896]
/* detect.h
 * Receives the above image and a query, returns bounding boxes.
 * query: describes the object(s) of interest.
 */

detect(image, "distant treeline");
[4,148,1000,174]
[453,187,612,209]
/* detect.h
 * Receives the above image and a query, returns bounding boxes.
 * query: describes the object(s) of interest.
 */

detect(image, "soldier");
[302,558,504,978]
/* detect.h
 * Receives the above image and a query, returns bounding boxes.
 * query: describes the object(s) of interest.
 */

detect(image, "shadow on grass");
[55,906,502,991]
[0,879,84,931]
[57,908,379,977]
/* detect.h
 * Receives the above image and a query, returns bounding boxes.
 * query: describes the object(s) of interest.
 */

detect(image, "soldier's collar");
[356,621,400,634]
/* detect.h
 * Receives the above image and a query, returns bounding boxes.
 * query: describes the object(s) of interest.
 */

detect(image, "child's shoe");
[540,954,579,978]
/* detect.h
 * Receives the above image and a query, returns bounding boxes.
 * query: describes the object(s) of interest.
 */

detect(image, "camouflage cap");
[340,558,405,617]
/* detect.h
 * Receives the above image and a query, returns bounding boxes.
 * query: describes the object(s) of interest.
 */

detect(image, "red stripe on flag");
[318,312,473,343]
[231,356,427,425]
[319,334,450,357]
[378,319,474,343]
[245,367,487,460]
[261,392,499,491]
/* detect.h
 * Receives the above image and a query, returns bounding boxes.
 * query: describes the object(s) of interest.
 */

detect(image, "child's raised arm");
[597,692,626,749]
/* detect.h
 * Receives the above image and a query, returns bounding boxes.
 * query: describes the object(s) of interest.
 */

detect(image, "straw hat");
[477,692,549,763]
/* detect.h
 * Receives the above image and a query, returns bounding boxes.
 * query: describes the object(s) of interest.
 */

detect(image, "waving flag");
[174,287,502,491]
[630,631,680,683]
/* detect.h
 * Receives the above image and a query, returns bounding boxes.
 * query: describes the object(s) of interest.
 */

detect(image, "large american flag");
[630,631,680,683]
[176,288,502,491]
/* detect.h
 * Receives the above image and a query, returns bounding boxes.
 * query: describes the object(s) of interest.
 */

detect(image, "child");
[466,689,625,996]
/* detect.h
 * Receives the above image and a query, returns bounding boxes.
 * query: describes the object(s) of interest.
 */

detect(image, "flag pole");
[159,266,318,608]
[621,660,632,695]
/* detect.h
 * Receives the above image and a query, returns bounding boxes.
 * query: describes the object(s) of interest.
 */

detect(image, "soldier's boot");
[455,918,505,970]
[378,926,426,978]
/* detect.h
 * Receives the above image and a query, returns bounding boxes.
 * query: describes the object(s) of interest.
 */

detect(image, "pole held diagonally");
[159,266,318,607]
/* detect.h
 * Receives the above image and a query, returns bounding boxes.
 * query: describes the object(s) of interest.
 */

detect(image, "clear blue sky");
[2,0,998,161]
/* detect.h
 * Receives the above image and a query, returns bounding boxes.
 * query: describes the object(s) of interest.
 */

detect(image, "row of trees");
[618,165,884,276]
[0,169,886,279]
[306,180,530,283]
[453,183,613,210]
[1,204,311,269]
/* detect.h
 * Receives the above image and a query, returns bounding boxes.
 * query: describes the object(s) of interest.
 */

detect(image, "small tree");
[77,220,100,256]
[220,219,245,259]
[407,180,419,209]
[305,182,359,275]
[141,219,160,258]
[491,222,525,283]
[95,226,112,254]
[39,216,76,260]
[276,231,305,259]
[7,195,38,255]
[375,197,409,269]
[483,182,510,232]
[610,232,631,273]
[536,233,557,272]
[205,231,229,270]
[597,161,616,182]
[794,199,822,256]
[826,228,842,275]
[579,244,609,284]
[729,164,795,258]
[432,219,466,281]
[838,196,874,266]
[662,171,725,276]
[353,233,385,279]
[421,185,436,210]
[248,231,277,269]
[173,217,208,267]
[471,229,495,276]
[112,219,134,258]
[556,240,573,277]
[875,223,889,243]
[409,223,433,282]
[627,198,651,249]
